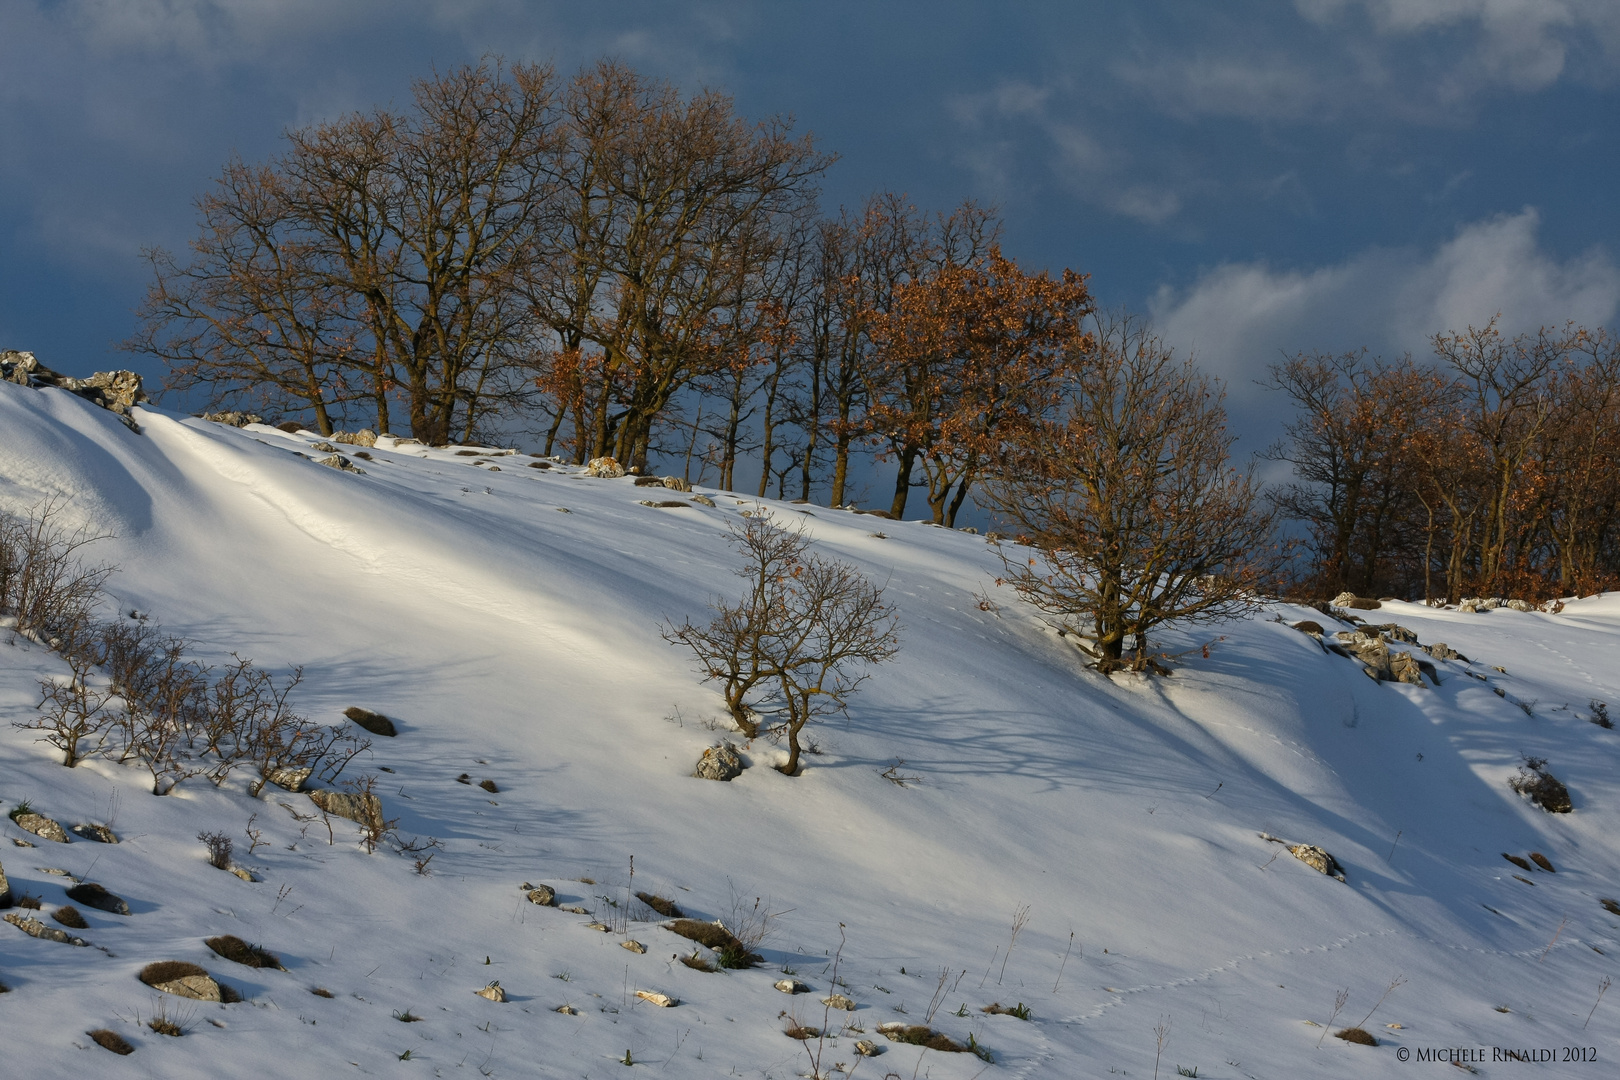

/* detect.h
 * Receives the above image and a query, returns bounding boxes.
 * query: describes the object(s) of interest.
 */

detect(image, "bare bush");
[24,649,117,767]
[0,499,115,644]
[663,510,900,775]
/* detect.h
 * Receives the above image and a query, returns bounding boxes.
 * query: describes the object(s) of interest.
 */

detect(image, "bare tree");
[663,510,900,775]
[983,313,1279,672]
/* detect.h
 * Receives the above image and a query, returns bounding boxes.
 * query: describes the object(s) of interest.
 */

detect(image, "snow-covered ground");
[3,380,1619,1079]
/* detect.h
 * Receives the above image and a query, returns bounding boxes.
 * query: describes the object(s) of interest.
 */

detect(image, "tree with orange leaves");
[863,249,1093,525]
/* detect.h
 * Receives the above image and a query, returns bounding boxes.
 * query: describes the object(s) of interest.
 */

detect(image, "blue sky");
[2,0,1617,456]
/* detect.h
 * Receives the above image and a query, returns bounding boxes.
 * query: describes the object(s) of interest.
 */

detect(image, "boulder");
[1506,599,1535,612]
[1335,631,1392,681]
[1291,620,1324,637]
[475,981,506,1002]
[12,812,69,843]
[5,912,89,946]
[308,789,385,829]
[152,973,226,1001]
[1367,623,1418,644]
[660,476,692,492]
[524,884,557,906]
[822,994,857,1011]
[854,1040,884,1057]
[315,453,365,474]
[621,939,647,954]
[344,706,397,736]
[1288,844,1347,881]
[70,823,118,844]
[65,882,129,915]
[1387,651,1426,686]
[1333,591,1381,609]
[1424,642,1468,662]
[694,742,744,781]
[1,349,40,383]
[584,456,626,478]
[333,429,378,447]
[265,766,313,792]
[775,978,810,994]
[198,411,264,427]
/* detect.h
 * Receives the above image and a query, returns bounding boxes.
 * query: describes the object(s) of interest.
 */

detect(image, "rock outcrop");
[2,351,148,431]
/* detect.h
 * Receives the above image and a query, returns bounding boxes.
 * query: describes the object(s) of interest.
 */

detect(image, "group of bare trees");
[1267,317,1620,602]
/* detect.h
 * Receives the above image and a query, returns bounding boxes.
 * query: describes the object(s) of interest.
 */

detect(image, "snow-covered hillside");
[3,380,1620,1079]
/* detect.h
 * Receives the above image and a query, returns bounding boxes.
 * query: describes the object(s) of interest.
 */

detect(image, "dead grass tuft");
[138,960,207,987]
[206,934,283,969]
[311,987,334,998]
[52,905,88,929]
[1335,1026,1378,1045]
[636,891,684,918]
[87,1029,134,1055]
[478,778,499,793]
[882,1024,968,1052]
[680,952,717,972]
[664,919,762,967]
[784,1024,820,1040]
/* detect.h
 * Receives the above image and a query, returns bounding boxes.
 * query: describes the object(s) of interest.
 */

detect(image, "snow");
[3,379,1619,1078]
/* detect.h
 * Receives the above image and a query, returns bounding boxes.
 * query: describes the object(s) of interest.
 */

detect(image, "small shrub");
[205,934,283,969]
[784,1024,820,1040]
[276,421,303,433]
[198,830,233,869]
[883,1025,967,1052]
[7,799,33,821]
[1508,759,1573,813]
[148,1001,188,1036]
[1592,700,1612,729]
[15,892,42,910]
[311,987,334,998]
[1335,1026,1377,1045]
[87,1028,134,1055]
[478,778,499,793]
[636,891,684,918]
[138,960,208,987]
[394,1009,423,1023]
[983,1002,1031,1020]
[52,905,88,929]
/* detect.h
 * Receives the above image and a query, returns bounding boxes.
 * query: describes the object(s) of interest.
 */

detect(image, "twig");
[1539,917,1568,962]
[1153,1017,1170,1080]
[1053,931,1076,993]
[1586,976,1611,1029]
[1317,988,1349,1047]
[977,946,999,989]
[1205,780,1222,799]
[1386,830,1402,862]
[999,904,1031,985]
[1352,975,1405,1029]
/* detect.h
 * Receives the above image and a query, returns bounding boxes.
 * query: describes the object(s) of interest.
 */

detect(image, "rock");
[1529,852,1555,872]
[266,765,313,792]
[692,494,716,507]
[634,990,678,1007]
[315,453,365,474]
[5,912,89,946]
[556,1004,579,1015]
[12,813,69,843]
[660,476,692,492]
[310,441,339,452]
[1291,620,1324,637]
[584,456,626,478]
[153,973,225,1001]
[1,349,41,383]
[854,1040,883,1057]
[585,921,612,932]
[1460,596,1501,613]
[694,742,744,782]
[475,981,506,1002]
[1424,642,1468,662]
[227,866,257,882]
[333,429,378,447]
[822,994,857,1011]
[1502,853,1533,872]
[1333,592,1381,609]
[307,789,385,828]
[621,940,647,954]
[524,885,557,906]
[479,779,499,793]
[11,837,34,847]
[775,979,810,994]
[70,823,118,844]
[1507,599,1535,612]
[0,859,9,906]
[198,411,263,427]
[1335,631,1392,681]
[1,353,147,428]
[559,904,590,915]
[344,706,397,736]
[1287,844,1347,881]
[1368,623,1419,644]
[65,882,130,915]
[1388,651,1426,686]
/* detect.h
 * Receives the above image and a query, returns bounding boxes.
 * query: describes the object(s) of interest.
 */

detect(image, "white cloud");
[1149,208,1620,406]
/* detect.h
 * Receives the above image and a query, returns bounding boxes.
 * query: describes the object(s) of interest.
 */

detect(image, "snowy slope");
[3,380,1620,1079]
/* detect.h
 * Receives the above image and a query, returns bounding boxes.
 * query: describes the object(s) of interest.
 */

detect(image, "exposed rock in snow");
[266,766,313,792]
[70,823,118,844]
[0,859,10,906]
[524,884,556,906]
[1424,642,1468,661]
[2,351,148,430]
[634,990,678,1007]
[475,981,506,1002]
[621,939,646,953]
[12,813,69,844]
[822,993,856,1011]
[344,706,396,737]
[1507,599,1535,612]
[333,429,378,447]
[316,453,365,474]
[198,411,263,427]
[584,456,625,477]
[1287,844,1347,881]
[660,476,692,491]
[5,912,89,945]
[692,494,716,507]
[694,742,744,781]
[64,882,128,915]
[775,978,809,994]
[308,789,384,828]
[1388,651,1426,685]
